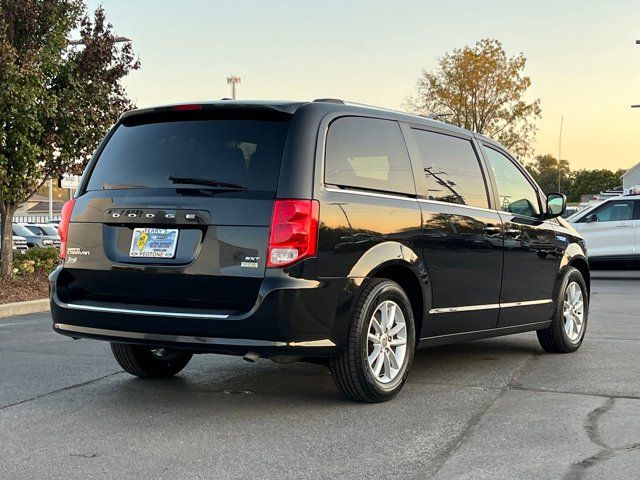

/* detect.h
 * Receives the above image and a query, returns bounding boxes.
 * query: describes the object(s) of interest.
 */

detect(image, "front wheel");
[537,267,589,353]
[111,343,193,378]
[330,279,416,403]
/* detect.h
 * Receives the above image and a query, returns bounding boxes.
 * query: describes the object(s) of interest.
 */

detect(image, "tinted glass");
[25,225,44,235]
[38,225,59,235]
[585,200,635,222]
[413,129,488,208]
[325,117,415,194]
[87,118,291,192]
[484,147,540,217]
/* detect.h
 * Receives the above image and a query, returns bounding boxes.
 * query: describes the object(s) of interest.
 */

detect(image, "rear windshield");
[86,116,291,192]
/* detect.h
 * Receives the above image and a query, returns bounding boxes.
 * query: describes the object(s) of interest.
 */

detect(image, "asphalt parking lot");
[1,277,639,480]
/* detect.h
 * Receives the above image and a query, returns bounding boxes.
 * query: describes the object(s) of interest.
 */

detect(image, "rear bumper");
[50,266,354,357]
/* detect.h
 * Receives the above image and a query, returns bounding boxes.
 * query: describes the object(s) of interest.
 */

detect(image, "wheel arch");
[559,242,590,294]
[347,241,430,342]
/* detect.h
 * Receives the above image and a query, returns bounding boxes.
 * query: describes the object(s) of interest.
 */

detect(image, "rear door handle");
[617,223,632,228]
[483,226,501,234]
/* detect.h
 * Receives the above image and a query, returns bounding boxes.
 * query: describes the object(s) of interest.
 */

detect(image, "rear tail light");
[58,199,76,259]
[267,199,319,268]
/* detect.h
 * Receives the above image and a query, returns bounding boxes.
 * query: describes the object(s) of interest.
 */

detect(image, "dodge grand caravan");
[50,99,590,402]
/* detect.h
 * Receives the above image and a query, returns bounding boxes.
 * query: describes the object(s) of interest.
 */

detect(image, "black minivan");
[50,100,589,402]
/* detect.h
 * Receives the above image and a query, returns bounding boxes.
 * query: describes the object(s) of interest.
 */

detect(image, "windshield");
[38,225,59,236]
[86,117,291,192]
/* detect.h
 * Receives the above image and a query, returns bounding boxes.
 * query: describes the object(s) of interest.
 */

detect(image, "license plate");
[129,228,179,258]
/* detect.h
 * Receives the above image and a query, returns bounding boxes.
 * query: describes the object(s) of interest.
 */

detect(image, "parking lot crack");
[0,371,123,411]
[564,397,640,479]
[423,350,540,478]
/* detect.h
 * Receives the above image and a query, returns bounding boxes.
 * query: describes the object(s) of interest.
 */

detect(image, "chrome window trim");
[324,186,417,203]
[429,299,552,314]
[53,323,335,348]
[324,186,498,214]
[56,300,230,319]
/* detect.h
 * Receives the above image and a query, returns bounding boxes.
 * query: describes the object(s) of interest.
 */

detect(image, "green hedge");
[13,247,59,276]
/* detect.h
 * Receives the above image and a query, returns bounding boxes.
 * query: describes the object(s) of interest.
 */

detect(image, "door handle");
[505,228,521,236]
[483,226,501,234]
[617,223,632,228]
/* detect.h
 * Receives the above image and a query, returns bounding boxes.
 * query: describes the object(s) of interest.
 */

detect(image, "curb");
[0,299,50,319]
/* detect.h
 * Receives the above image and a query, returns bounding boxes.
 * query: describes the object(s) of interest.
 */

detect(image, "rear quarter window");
[86,116,291,192]
[324,117,415,195]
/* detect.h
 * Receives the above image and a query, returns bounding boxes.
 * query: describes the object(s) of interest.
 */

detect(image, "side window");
[325,117,415,195]
[412,129,489,209]
[579,200,635,222]
[483,147,540,217]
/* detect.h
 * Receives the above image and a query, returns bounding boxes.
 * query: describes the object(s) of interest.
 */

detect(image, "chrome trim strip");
[288,339,336,347]
[324,186,499,214]
[324,186,416,203]
[429,303,500,314]
[500,299,553,309]
[59,301,230,319]
[429,299,552,314]
[54,323,288,347]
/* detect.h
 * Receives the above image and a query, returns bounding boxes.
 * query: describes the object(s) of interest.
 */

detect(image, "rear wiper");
[168,175,247,190]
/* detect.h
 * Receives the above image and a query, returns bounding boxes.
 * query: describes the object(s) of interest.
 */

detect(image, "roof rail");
[312,99,450,124]
[313,98,345,104]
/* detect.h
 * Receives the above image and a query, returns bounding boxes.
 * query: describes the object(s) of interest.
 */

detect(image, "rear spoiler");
[120,101,305,123]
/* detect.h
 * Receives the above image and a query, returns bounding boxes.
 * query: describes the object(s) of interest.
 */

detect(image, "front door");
[573,199,638,258]
[408,127,504,336]
[482,145,559,328]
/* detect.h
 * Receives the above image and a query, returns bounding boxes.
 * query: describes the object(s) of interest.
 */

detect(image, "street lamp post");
[227,75,241,99]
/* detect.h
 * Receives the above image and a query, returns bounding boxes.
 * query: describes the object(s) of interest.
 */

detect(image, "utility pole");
[633,40,639,108]
[558,116,563,192]
[227,75,241,99]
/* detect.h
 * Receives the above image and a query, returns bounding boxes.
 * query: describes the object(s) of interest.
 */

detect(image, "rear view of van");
[51,102,336,369]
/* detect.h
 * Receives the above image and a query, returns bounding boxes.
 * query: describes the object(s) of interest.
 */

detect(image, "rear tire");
[110,343,193,378]
[537,267,588,353]
[330,279,416,403]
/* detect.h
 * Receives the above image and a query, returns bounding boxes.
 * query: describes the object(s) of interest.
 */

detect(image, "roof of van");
[118,99,493,145]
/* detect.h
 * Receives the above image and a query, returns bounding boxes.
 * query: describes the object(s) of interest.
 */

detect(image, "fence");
[13,215,61,224]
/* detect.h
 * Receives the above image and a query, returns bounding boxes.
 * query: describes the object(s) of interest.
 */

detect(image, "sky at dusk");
[87,0,640,171]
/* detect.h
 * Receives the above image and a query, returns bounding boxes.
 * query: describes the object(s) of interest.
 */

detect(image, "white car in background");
[569,194,640,262]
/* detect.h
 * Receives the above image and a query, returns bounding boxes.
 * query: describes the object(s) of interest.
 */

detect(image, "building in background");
[622,162,640,194]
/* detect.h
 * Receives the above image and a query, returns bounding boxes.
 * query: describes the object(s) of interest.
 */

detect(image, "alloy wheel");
[563,281,584,342]
[366,300,408,384]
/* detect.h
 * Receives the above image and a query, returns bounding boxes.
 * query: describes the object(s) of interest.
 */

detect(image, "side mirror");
[546,193,567,219]
[585,214,598,223]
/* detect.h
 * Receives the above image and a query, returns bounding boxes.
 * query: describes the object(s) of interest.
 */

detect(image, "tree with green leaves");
[569,169,624,203]
[0,0,139,278]
[405,38,541,159]
[526,154,572,195]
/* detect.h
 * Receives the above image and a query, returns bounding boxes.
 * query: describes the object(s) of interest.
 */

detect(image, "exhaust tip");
[242,351,261,363]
